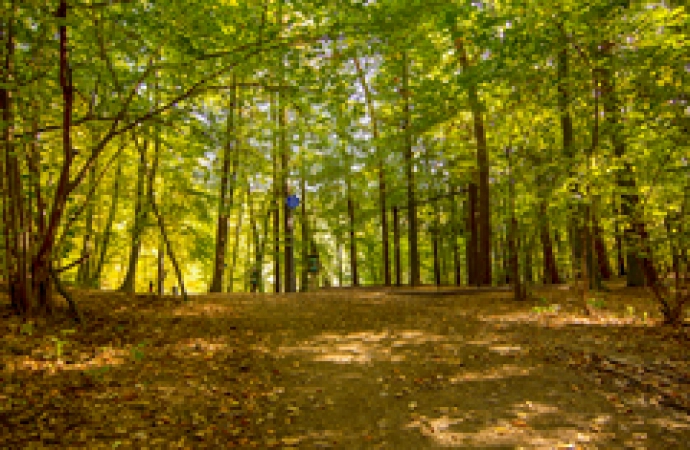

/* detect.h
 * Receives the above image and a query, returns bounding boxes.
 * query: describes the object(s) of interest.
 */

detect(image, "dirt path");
[1,286,689,449]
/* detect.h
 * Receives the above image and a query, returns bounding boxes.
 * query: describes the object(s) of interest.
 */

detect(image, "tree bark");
[281,101,294,293]
[272,92,281,293]
[77,165,96,286]
[92,153,122,287]
[467,182,479,286]
[455,38,491,286]
[348,195,358,286]
[393,206,401,286]
[451,199,462,286]
[540,202,561,284]
[402,52,420,286]
[210,83,237,292]
[599,42,645,287]
[119,136,148,293]
[300,175,309,292]
[354,57,390,286]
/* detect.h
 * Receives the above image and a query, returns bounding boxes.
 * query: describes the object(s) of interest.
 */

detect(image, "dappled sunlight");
[488,345,523,355]
[278,328,447,364]
[479,310,661,328]
[3,345,129,374]
[407,400,606,448]
[167,337,232,358]
[168,301,238,318]
[449,363,533,382]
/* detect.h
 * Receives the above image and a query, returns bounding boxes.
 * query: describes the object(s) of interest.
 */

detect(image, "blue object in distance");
[286,195,300,209]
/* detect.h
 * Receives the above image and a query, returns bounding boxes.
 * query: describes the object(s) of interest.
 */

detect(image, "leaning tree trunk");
[145,123,188,302]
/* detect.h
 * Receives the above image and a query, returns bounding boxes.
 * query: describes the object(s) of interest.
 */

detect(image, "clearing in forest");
[1,283,689,449]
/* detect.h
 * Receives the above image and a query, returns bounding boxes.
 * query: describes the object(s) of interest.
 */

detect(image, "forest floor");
[1,279,689,449]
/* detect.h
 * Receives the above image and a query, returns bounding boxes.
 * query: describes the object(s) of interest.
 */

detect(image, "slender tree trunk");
[348,195,358,286]
[119,136,148,293]
[452,200,462,286]
[300,175,309,292]
[210,83,237,292]
[593,218,612,280]
[506,148,522,299]
[77,165,96,286]
[157,233,164,296]
[337,237,343,287]
[455,38,491,286]
[599,43,645,287]
[433,224,441,286]
[354,57,390,286]
[393,206,402,286]
[402,52,420,286]
[92,153,122,287]
[539,202,561,284]
[467,183,479,286]
[145,122,187,301]
[227,191,245,293]
[272,92,281,293]
[281,104,294,293]
[614,201,626,276]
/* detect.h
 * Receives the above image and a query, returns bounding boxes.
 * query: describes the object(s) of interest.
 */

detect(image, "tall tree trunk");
[272,92,281,293]
[354,57,390,286]
[455,38,491,286]
[227,190,245,293]
[539,201,561,284]
[119,136,148,293]
[451,199,462,286]
[599,42,645,287]
[393,206,401,286]
[433,223,441,286]
[614,198,626,276]
[145,121,187,302]
[210,83,237,292]
[507,149,522,299]
[593,218,612,280]
[467,183,479,286]
[92,153,122,287]
[402,52,420,286]
[281,102,294,293]
[157,233,164,296]
[77,165,96,286]
[338,237,343,287]
[348,195,358,286]
[300,175,309,292]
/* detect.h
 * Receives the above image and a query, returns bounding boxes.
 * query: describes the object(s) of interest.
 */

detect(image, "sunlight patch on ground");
[4,345,128,374]
[407,416,593,448]
[449,363,533,382]
[479,311,658,328]
[488,345,523,355]
[278,329,446,364]
[168,301,238,317]
[168,337,231,358]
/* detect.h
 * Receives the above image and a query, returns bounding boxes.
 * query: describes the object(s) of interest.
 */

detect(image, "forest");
[0,1,689,447]
[2,0,688,323]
